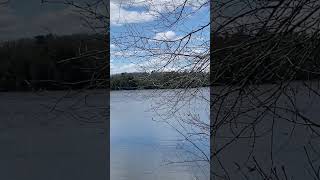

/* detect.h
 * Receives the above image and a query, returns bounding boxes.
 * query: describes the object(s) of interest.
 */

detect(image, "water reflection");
[111,88,209,180]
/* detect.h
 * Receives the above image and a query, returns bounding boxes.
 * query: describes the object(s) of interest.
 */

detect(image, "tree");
[110,0,320,179]
[43,0,210,177]
[109,0,211,177]
[37,0,320,179]
[211,0,320,179]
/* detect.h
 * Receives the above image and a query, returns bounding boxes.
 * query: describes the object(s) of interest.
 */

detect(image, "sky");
[0,0,92,41]
[0,0,210,74]
[110,0,210,74]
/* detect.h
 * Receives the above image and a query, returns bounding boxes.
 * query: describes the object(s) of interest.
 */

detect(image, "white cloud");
[154,31,177,40]
[110,0,209,73]
[111,62,139,74]
[110,1,156,26]
[110,0,209,26]
[118,0,208,12]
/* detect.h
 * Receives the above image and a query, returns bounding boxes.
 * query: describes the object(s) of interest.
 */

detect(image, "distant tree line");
[0,32,209,92]
[0,33,107,91]
[2,30,318,91]
[110,71,209,90]
[212,30,320,86]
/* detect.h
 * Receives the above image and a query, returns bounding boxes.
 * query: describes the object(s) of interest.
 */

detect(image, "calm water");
[0,90,107,180]
[211,81,320,180]
[111,88,210,180]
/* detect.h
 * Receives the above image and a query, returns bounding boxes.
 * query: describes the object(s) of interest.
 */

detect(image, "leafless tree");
[35,0,320,180]
[211,0,320,179]
[111,0,320,180]
[46,0,210,177]
[110,0,211,178]
[38,0,110,126]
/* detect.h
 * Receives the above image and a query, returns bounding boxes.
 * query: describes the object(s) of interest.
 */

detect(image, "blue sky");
[110,0,210,74]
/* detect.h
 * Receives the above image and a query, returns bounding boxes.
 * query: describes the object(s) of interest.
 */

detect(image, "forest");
[212,30,320,85]
[0,33,209,91]
[1,30,319,91]
[110,71,209,90]
[0,33,107,91]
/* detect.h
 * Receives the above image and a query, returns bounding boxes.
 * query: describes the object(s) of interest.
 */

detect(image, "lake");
[111,88,210,180]
[0,90,108,180]
[0,88,209,179]
[2,81,320,179]
[211,81,320,180]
